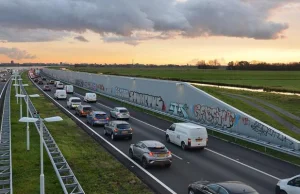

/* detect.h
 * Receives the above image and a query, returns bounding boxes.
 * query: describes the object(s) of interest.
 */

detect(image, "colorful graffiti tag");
[115,87,166,111]
[169,102,189,118]
[75,79,105,92]
[251,121,294,146]
[193,104,235,128]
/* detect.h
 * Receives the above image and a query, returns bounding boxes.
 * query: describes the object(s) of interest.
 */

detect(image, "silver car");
[110,107,130,120]
[129,140,172,168]
[104,121,132,140]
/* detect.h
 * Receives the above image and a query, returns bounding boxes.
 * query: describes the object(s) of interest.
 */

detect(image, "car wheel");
[142,158,148,169]
[166,135,170,143]
[104,129,107,135]
[165,163,171,168]
[181,142,186,150]
[111,133,115,140]
[280,191,287,194]
[188,189,195,194]
[129,149,134,159]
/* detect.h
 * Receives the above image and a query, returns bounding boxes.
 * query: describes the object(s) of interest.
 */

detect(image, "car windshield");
[71,99,81,103]
[117,124,130,129]
[83,107,92,111]
[119,109,128,113]
[95,114,107,119]
[148,147,168,153]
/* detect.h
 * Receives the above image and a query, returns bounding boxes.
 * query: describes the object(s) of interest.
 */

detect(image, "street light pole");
[27,96,30,151]
[40,118,45,194]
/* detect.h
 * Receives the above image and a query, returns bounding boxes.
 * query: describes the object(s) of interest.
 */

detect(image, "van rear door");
[189,128,207,147]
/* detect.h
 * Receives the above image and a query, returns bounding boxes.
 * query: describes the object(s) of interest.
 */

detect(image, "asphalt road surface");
[35,74,300,194]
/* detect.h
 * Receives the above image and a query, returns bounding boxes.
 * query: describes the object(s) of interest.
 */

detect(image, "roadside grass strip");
[20,73,153,194]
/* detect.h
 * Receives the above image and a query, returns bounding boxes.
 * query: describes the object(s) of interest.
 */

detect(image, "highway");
[36,73,300,194]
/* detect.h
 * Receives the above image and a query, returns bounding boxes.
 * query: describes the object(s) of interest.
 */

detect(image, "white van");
[54,89,67,100]
[83,93,97,103]
[67,97,81,109]
[64,85,74,94]
[54,81,60,87]
[166,122,208,150]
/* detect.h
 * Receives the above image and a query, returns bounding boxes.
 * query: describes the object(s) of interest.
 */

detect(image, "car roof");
[141,140,165,148]
[92,111,106,114]
[69,97,80,100]
[217,181,257,193]
[111,120,129,125]
[174,122,205,129]
[115,107,128,110]
[80,104,92,107]
[86,93,96,95]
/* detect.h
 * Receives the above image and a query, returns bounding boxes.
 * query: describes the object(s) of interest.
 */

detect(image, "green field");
[11,73,153,194]
[62,67,300,92]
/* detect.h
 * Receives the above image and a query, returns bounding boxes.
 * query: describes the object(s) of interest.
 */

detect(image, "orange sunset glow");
[0,0,300,64]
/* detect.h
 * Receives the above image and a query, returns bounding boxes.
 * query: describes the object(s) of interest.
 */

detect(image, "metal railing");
[41,71,300,158]
[20,77,85,194]
[0,79,12,194]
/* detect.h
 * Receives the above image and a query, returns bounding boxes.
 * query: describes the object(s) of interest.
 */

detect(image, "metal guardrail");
[41,71,300,158]
[0,79,12,194]
[21,76,85,194]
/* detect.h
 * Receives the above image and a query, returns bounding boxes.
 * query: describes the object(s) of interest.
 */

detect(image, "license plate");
[122,131,128,134]
[157,154,166,157]
[196,139,202,142]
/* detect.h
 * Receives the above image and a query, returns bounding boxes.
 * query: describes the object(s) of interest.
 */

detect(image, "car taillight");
[106,117,109,120]
[206,138,208,142]
[149,152,154,156]
[130,128,133,131]
[80,110,84,113]
[188,138,191,146]
[167,151,171,156]
[93,117,98,121]
[113,128,118,132]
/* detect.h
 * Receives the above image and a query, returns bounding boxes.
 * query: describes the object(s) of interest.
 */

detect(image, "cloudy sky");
[0,0,300,64]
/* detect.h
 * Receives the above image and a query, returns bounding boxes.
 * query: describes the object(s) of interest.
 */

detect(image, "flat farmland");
[64,67,300,92]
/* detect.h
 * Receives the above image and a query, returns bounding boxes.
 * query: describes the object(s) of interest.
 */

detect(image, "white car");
[276,175,300,194]
[57,83,64,89]
[54,90,67,100]
[83,93,97,103]
[67,97,81,109]
[110,107,130,120]
[64,85,74,94]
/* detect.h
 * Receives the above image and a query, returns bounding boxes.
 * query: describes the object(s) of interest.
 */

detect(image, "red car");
[43,85,51,91]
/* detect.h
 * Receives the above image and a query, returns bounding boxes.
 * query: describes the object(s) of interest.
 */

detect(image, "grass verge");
[57,79,300,166]
[11,85,62,193]
[20,73,153,194]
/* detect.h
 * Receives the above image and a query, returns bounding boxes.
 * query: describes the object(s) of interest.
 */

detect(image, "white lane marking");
[50,78,281,181]
[171,153,183,160]
[206,148,280,180]
[34,83,177,194]
[75,92,184,161]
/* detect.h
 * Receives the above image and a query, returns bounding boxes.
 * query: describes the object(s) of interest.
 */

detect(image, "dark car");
[104,121,132,140]
[38,80,43,85]
[42,77,46,80]
[87,111,109,126]
[75,105,92,117]
[188,181,259,194]
[49,80,55,84]
[34,78,39,82]
[1,78,6,82]
[43,85,51,91]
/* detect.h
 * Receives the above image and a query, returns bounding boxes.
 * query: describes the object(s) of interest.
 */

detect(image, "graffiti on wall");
[115,87,166,111]
[251,121,294,146]
[169,102,189,118]
[75,79,105,92]
[193,104,235,128]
